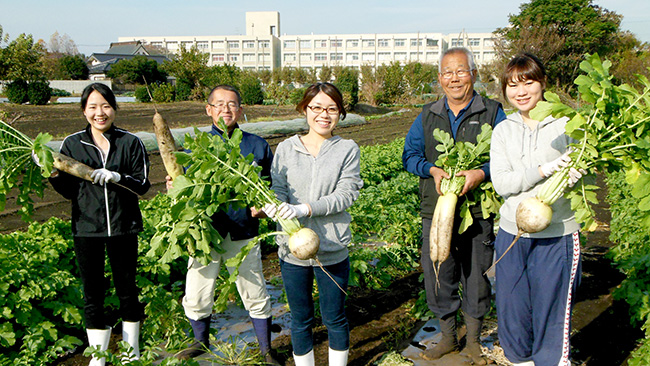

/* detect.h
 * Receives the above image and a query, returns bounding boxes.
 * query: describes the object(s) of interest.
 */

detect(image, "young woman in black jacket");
[48,83,150,365]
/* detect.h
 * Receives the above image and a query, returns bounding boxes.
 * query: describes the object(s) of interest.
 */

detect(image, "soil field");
[0,101,642,365]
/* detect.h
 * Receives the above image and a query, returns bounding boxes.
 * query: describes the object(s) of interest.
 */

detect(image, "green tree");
[319,66,332,82]
[239,72,264,105]
[333,66,359,110]
[161,45,209,100]
[56,55,88,80]
[376,61,405,104]
[107,55,167,85]
[0,33,47,82]
[495,0,622,91]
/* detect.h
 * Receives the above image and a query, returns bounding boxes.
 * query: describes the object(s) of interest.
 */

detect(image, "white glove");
[540,151,571,178]
[567,167,586,188]
[262,203,278,220]
[90,168,121,185]
[31,151,42,167]
[277,203,310,220]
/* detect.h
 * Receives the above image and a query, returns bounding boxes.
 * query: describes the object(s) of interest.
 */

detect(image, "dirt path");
[0,102,640,365]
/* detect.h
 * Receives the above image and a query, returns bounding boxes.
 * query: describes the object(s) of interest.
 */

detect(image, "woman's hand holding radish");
[262,203,278,220]
[278,202,310,220]
[567,167,586,188]
[539,151,571,178]
[91,168,121,185]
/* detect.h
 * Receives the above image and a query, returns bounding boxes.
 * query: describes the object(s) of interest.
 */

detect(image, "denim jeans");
[280,258,350,355]
[74,235,143,329]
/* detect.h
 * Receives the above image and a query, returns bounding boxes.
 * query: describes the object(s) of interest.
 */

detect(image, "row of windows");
[282,38,439,49]
[282,51,439,62]
[212,53,271,63]
[152,40,271,50]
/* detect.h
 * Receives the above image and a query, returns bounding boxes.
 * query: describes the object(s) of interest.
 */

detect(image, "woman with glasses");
[490,53,583,366]
[263,83,363,365]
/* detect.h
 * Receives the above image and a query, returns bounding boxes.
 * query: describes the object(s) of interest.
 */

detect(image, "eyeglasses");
[440,69,472,79]
[208,102,240,111]
[307,105,340,115]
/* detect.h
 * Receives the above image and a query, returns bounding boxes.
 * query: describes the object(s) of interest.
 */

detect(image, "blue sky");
[1,0,648,56]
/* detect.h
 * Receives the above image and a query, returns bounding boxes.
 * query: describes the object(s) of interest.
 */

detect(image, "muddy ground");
[0,101,642,365]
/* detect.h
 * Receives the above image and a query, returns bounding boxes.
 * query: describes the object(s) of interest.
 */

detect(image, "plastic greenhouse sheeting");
[46,113,367,152]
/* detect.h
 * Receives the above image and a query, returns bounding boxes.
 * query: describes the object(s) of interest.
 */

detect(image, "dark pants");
[421,216,494,320]
[495,229,582,366]
[74,235,143,329]
[280,258,350,356]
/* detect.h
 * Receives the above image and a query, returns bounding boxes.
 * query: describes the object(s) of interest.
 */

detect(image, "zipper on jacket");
[81,136,113,237]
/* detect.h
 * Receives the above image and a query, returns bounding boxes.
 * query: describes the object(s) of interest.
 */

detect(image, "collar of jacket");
[211,123,240,138]
[81,123,117,145]
[428,91,486,117]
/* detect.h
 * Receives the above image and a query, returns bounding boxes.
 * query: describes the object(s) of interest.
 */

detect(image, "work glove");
[277,203,310,220]
[90,168,121,185]
[567,167,587,188]
[540,151,571,178]
[31,151,42,167]
[262,203,278,221]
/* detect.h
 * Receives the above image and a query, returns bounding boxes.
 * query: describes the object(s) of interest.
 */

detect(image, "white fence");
[0,80,112,95]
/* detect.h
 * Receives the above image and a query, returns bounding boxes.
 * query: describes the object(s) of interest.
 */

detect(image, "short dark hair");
[501,53,547,99]
[207,85,242,106]
[296,82,346,120]
[81,83,117,111]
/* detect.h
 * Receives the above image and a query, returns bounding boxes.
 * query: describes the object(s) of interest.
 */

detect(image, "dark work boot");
[461,315,487,365]
[176,317,211,360]
[421,314,459,360]
[251,317,281,365]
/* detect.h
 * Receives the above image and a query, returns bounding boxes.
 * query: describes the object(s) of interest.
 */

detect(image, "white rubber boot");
[86,327,111,366]
[329,348,349,366]
[293,349,315,366]
[121,321,140,362]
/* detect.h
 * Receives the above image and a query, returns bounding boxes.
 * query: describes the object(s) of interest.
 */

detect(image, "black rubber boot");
[421,314,459,360]
[251,317,281,365]
[461,315,487,365]
[176,317,211,360]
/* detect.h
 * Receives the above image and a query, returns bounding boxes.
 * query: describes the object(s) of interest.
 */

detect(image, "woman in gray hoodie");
[490,53,584,366]
[264,83,363,365]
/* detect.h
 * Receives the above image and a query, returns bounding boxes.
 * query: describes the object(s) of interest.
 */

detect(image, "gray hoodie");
[490,112,580,238]
[271,134,364,266]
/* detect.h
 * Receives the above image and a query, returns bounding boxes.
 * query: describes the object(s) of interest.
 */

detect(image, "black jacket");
[49,124,151,237]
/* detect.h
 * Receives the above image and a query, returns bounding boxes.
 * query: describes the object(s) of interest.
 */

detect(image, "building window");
[331,39,342,48]
[394,39,406,47]
[315,40,327,48]
[197,41,208,49]
[426,52,438,61]
[270,25,277,36]
[346,39,359,48]
[315,53,327,61]
[484,38,495,47]
[258,53,270,62]
[451,38,463,47]
[362,52,374,61]
[229,54,239,62]
[331,53,343,61]
[299,40,311,49]
[243,41,255,49]
[378,39,390,47]
[483,51,496,61]
[211,41,224,49]
[362,39,375,48]
[212,54,225,62]
[426,39,438,47]
[284,40,295,49]
[468,38,480,47]
[410,39,422,47]
[181,41,193,49]
[243,53,255,62]
[166,41,178,49]
[259,41,270,49]
[300,53,312,62]
[150,41,163,48]
[394,52,407,61]
[284,53,296,62]
[346,53,359,61]
[228,41,240,49]
[410,52,423,60]
[378,52,391,61]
